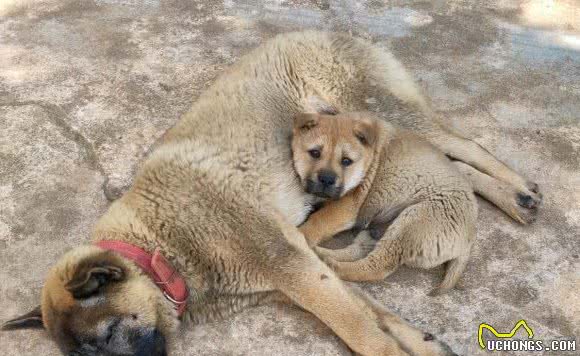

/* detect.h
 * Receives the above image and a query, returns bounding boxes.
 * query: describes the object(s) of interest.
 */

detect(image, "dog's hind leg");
[361,43,539,196]
[452,161,541,224]
[357,43,541,221]
[428,123,539,194]
[386,113,541,224]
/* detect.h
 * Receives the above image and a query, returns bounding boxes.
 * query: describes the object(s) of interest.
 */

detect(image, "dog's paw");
[513,189,542,224]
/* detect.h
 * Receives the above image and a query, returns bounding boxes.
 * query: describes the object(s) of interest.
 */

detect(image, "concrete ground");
[0,0,578,355]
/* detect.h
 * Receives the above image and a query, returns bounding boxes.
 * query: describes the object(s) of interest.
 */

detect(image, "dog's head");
[2,246,178,355]
[291,112,379,200]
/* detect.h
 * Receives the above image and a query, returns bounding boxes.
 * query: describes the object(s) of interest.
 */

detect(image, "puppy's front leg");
[299,192,361,247]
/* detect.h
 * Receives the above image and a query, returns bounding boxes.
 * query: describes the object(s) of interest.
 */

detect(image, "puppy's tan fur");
[3,31,541,356]
[294,112,478,295]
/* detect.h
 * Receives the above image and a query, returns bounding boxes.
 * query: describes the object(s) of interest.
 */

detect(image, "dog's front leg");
[349,286,458,356]
[272,248,409,356]
[269,212,454,355]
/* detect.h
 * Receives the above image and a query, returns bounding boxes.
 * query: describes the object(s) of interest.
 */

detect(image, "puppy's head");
[291,112,378,200]
[2,246,178,355]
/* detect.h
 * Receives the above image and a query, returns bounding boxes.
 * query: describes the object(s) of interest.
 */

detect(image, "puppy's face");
[2,246,178,355]
[291,112,378,200]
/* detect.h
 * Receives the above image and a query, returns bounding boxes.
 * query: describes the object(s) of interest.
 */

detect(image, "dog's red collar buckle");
[95,240,189,317]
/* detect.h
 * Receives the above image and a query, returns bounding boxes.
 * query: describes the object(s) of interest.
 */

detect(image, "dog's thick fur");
[2,31,541,356]
[292,112,478,295]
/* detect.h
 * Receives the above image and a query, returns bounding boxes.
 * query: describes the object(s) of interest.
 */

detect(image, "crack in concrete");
[0,100,119,202]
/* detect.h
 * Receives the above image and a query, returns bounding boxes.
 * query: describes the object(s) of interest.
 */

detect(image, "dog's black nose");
[318,171,337,187]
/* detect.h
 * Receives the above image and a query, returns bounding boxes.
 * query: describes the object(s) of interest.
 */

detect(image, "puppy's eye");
[308,149,321,159]
[341,157,353,167]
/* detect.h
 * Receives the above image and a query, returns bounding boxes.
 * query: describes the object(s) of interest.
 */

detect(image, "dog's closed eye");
[104,319,120,345]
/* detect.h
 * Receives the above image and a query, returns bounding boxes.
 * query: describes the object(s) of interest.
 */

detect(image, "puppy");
[293,112,478,295]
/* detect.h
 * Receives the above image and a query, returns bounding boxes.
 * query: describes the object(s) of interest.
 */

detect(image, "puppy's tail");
[429,254,469,296]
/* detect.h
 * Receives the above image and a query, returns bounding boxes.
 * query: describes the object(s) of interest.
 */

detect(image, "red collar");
[95,240,189,317]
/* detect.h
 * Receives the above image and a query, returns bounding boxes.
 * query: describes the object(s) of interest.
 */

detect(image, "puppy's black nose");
[318,170,337,187]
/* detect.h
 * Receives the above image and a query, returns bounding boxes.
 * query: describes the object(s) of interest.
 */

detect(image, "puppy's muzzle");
[306,170,342,199]
[317,170,337,187]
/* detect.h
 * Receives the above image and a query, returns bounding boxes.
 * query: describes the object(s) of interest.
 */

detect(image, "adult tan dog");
[2,31,540,356]
[292,112,478,295]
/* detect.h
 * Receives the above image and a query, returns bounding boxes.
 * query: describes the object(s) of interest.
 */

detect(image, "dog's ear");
[354,118,378,146]
[2,305,44,330]
[294,113,320,131]
[65,259,124,299]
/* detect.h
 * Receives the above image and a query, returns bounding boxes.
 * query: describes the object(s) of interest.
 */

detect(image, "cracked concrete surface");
[0,0,578,355]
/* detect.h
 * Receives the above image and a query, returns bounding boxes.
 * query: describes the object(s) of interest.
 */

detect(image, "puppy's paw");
[357,241,377,256]
[353,230,377,255]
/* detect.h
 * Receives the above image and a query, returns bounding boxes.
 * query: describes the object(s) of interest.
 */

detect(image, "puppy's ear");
[354,118,378,146]
[65,257,124,299]
[2,305,44,330]
[294,113,320,131]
